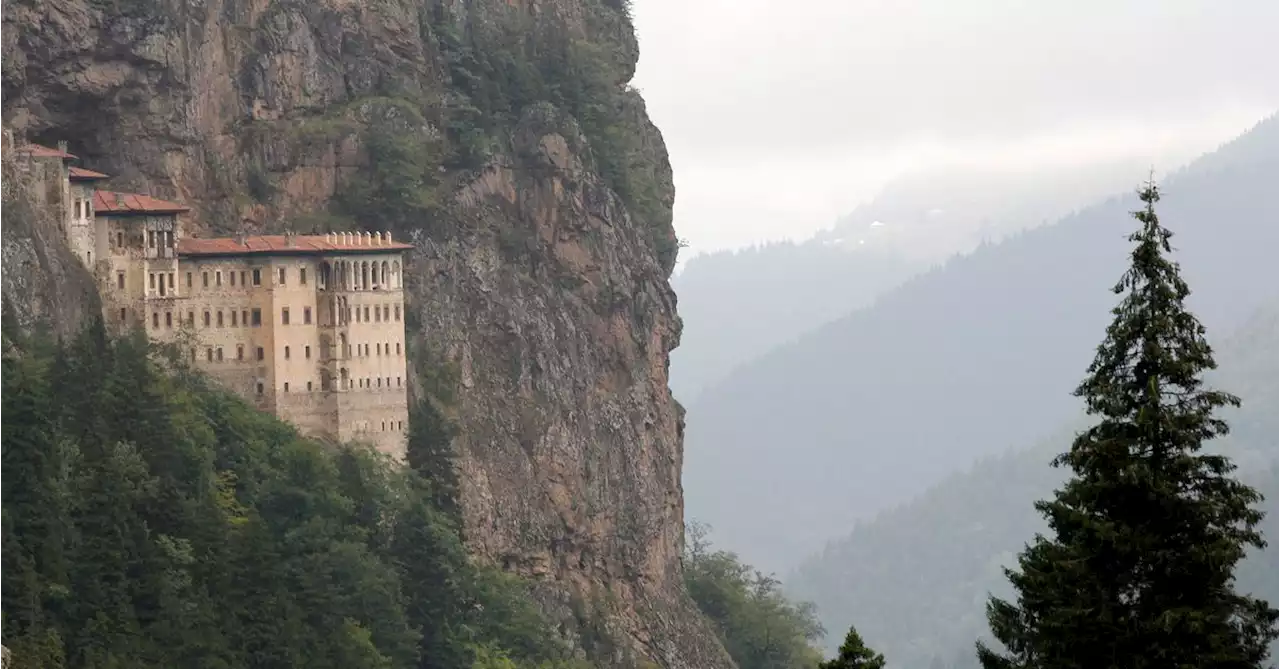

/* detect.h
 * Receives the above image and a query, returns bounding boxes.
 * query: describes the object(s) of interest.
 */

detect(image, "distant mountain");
[785,301,1280,669]
[671,154,1172,404]
[681,116,1280,574]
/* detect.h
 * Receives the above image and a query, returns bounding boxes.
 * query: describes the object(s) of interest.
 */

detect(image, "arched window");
[391,261,401,288]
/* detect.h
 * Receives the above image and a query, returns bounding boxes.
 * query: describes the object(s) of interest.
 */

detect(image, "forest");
[0,317,591,669]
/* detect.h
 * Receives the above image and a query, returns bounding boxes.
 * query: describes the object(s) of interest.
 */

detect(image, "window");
[278,267,286,285]
[216,311,224,327]
[149,273,156,290]
[381,422,386,431]
[237,345,244,361]
[394,305,401,321]
[148,231,156,248]
[165,312,172,328]
[202,272,209,288]
[187,311,195,326]
[383,305,390,321]
[251,308,261,326]
[256,381,264,395]
[203,311,211,327]
[190,348,196,362]
[242,310,249,325]
[216,347,224,362]
[231,311,238,326]
[281,308,290,325]
[240,271,246,286]
[256,347,264,361]
[87,251,92,264]
[396,343,401,355]
[119,308,128,323]
[252,268,261,286]
[116,231,124,248]
[186,272,193,288]
[375,306,381,323]
[230,272,236,287]
[300,268,307,285]
[365,344,370,356]
[283,382,289,392]
[355,308,361,323]
[284,346,291,360]
[303,306,312,324]
[206,348,214,362]
[168,273,175,290]
[117,272,125,289]
[398,421,403,431]
[152,312,160,328]
[397,376,401,387]
[305,346,311,359]
[376,343,382,356]
[307,381,313,391]
[216,271,223,287]
[75,201,82,218]
[363,306,370,321]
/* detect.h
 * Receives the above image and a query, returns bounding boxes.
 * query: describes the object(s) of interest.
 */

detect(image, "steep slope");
[2,0,729,666]
[682,116,1280,573]
[786,302,1280,668]
[670,156,1159,403]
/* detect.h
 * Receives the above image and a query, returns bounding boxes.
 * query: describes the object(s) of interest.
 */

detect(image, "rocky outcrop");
[1,147,101,339]
[2,0,728,666]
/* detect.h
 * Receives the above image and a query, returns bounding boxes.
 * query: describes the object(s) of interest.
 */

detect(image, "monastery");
[11,140,411,459]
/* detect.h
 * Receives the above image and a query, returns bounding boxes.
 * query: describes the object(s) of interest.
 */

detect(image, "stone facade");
[18,143,411,459]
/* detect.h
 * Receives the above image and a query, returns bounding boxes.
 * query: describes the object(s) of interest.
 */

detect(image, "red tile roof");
[69,166,110,181]
[93,190,190,215]
[178,233,412,258]
[14,143,76,159]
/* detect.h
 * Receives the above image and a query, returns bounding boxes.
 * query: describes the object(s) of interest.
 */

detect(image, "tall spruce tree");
[821,626,886,669]
[977,180,1278,669]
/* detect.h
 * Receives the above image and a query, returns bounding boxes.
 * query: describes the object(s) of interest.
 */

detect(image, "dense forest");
[0,317,592,669]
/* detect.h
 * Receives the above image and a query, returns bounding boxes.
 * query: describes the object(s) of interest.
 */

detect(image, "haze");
[632,0,1279,254]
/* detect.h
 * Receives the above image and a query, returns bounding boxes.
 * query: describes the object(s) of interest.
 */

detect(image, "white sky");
[630,0,1280,254]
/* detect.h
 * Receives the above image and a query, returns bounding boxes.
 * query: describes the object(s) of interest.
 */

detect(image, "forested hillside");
[785,301,1280,669]
[682,116,1280,573]
[0,320,592,669]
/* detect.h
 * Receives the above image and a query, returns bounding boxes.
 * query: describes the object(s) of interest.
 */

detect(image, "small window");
[305,346,311,359]
[394,305,401,321]
[206,348,214,362]
[307,381,313,391]
[354,308,361,323]
[240,271,246,286]
[365,344,370,356]
[75,201,82,218]
[203,311,211,327]
[152,312,160,328]
[117,272,125,289]
[216,271,222,287]
[278,267,286,286]
[117,231,124,248]
[187,311,195,326]
[216,347,224,362]
[283,382,289,392]
[202,272,209,288]
[363,306,370,321]
[256,382,264,395]
[383,305,390,321]
[396,376,401,387]
[381,421,386,431]
[230,272,236,287]
[237,345,244,361]
[190,348,196,362]
[231,311,238,326]
[242,310,248,326]
[281,308,290,325]
[375,307,381,323]
[252,269,261,286]
[303,307,312,324]
[87,251,92,264]
[396,343,401,355]
[149,273,156,290]
[251,308,262,326]
[398,420,403,431]
[216,311,224,327]
[300,268,307,285]
[165,312,173,328]
[119,307,128,323]
[168,273,175,290]
[186,272,193,288]
[148,231,156,248]
[284,346,291,360]
[376,343,382,356]
[256,347,264,361]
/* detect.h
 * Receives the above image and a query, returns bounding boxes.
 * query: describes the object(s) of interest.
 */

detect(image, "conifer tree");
[977,180,1279,668]
[820,626,886,669]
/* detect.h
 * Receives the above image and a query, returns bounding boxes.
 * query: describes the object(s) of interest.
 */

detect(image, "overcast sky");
[631,0,1279,254]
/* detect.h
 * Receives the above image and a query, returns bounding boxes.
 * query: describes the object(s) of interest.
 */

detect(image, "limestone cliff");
[2,0,725,666]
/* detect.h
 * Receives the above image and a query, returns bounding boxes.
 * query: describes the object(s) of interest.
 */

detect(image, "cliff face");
[2,0,725,666]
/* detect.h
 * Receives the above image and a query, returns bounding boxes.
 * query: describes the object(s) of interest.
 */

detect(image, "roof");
[69,166,110,181]
[93,190,190,215]
[14,143,77,160]
[178,233,412,258]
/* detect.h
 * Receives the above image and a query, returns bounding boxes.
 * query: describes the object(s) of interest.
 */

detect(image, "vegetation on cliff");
[683,523,826,669]
[0,321,588,669]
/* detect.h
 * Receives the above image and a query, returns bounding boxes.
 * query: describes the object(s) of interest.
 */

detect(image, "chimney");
[56,140,68,156]
[364,231,372,246]
[375,231,383,245]
[344,231,352,246]
[285,230,296,248]
[384,230,392,244]
[235,230,247,246]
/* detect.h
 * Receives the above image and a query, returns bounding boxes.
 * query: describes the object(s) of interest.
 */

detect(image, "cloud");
[631,0,1279,253]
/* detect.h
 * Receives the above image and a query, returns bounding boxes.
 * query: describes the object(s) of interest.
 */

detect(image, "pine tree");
[820,626,886,669]
[977,180,1279,669]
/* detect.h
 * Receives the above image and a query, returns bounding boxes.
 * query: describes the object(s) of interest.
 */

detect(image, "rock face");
[3,0,727,666]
